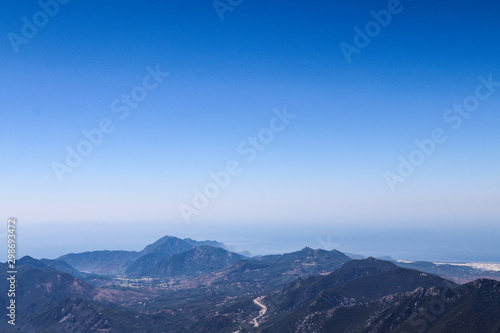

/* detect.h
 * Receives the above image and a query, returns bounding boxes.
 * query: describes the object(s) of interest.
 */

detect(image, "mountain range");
[1,234,499,332]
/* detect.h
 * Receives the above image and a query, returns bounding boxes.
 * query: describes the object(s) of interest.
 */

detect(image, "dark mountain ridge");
[259,258,500,333]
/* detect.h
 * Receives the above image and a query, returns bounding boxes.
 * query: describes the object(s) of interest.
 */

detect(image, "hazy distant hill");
[58,250,141,275]
[57,235,233,276]
[345,253,500,283]
[182,237,226,249]
[17,255,87,278]
[392,259,500,283]
[140,235,196,255]
[125,236,195,275]
[143,245,244,277]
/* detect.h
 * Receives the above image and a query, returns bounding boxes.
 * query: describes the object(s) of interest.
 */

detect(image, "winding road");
[251,296,267,328]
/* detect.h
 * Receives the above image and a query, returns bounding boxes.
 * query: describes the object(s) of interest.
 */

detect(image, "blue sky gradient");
[1,0,499,260]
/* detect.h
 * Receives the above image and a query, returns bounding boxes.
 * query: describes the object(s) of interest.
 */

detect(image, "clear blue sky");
[1,1,499,260]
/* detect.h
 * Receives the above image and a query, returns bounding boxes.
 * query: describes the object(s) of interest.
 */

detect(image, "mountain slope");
[125,236,196,275]
[58,250,141,275]
[17,255,87,278]
[143,245,244,277]
[23,298,116,333]
[206,247,352,292]
[267,257,399,312]
[261,258,457,332]
[140,235,195,255]
[0,265,96,316]
[395,279,500,333]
